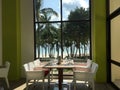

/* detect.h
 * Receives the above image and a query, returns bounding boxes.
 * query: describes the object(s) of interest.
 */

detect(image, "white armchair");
[33,59,41,67]
[33,59,50,87]
[73,62,98,90]
[0,61,10,88]
[86,59,92,68]
[23,60,50,90]
[77,59,92,68]
[23,62,45,90]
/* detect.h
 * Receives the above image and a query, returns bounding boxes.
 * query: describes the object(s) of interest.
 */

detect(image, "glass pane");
[35,23,61,59]
[62,0,89,21]
[34,0,60,22]
[34,0,91,60]
[111,64,120,88]
[110,0,120,14]
[62,21,90,59]
[111,15,120,63]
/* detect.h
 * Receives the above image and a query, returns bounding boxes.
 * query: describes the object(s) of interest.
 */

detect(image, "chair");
[33,59,50,77]
[33,59,41,67]
[73,62,98,90]
[48,58,58,80]
[33,59,50,87]
[0,61,10,88]
[23,62,45,90]
[78,59,92,68]
[86,59,92,68]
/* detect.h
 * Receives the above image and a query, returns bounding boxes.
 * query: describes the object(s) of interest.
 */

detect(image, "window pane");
[110,0,120,14]
[62,0,89,21]
[111,64,120,88]
[34,0,60,22]
[34,0,91,60]
[62,21,90,59]
[111,15,120,63]
[35,23,61,58]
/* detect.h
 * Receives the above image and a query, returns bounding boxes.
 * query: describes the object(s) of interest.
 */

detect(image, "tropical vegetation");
[34,0,90,59]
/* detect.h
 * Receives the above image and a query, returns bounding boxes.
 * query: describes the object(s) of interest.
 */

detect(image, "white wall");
[21,0,34,76]
[0,0,2,65]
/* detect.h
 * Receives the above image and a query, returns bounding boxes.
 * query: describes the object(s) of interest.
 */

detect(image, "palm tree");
[63,7,90,58]
[35,0,58,58]
[35,0,43,58]
[39,9,58,57]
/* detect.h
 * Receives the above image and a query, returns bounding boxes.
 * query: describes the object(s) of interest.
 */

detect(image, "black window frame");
[106,0,120,89]
[33,0,92,60]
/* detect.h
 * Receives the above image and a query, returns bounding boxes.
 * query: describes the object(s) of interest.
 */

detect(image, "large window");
[34,0,91,60]
[107,0,120,89]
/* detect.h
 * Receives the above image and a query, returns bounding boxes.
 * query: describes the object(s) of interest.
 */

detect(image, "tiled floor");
[0,78,117,90]
[114,79,120,89]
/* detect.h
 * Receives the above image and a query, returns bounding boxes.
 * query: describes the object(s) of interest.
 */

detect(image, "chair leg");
[68,83,71,90]
[5,77,9,88]
[42,79,44,90]
[51,69,53,80]
[26,80,29,90]
[48,73,50,88]
[73,80,76,90]
[92,80,95,90]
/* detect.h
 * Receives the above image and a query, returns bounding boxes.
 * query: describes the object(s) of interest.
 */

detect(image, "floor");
[0,78,117,90]
[114,79,120,89]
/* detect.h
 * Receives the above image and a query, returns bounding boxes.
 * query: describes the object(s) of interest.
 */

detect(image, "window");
[34,0,91,60]
[107,0,120,89]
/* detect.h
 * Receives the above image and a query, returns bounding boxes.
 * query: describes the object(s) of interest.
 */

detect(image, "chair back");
[23,63,29,71]
[23,62,35,71]
[33,59,41,67]
[86,59,92,68]
[0,61,10,77]
[91,62,98,75]
[23,62,44,80]
[5,61,10,76]
[28,62,35,71]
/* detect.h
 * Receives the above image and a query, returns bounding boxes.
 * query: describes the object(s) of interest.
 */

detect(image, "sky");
[41,0,89,21]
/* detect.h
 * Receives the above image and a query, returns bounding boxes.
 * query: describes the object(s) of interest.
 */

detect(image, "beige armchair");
[23,62,45,90]
[0,61,10,88]
[33,59,50,87]
[73,62,98,90]
[23,60,50,90]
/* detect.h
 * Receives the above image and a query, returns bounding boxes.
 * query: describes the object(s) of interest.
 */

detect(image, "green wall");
[2,0,21,80]
[92,0,107,82]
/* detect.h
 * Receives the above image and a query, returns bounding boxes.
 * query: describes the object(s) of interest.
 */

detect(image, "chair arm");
[0,65,6,68]
[25,70,45,80]
[73,67,91,72]
[74,71,93,75]
[0,68,8,72]
[0,68,8,76]
[33,67,50,76]
[74,71,94,80]
[0,68,7,71]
